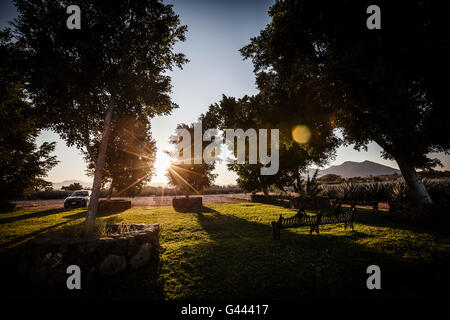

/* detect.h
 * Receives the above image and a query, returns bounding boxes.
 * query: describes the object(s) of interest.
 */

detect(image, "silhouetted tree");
[241,0,447,206]
[206,94,337,194]
[166,122,218,196]
[61,182,83,191]
[0,29,58,211]
[32,178,54,191]
[85,115,156,199]
[14,0,187,230]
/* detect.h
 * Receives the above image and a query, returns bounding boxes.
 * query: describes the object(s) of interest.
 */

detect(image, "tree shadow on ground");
[1,208,130,250]
[0,220,81,250]
[173,205,218,214]
[175,207,449,300]
[0,207,72,225]
[353,209,443,236]
[1,206,448,300]
[62,207,129,220]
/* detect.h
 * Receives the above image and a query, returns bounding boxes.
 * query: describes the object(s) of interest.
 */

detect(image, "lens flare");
[292,125,311,144]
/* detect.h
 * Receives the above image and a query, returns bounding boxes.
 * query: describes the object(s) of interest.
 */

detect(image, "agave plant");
[320,184,339,199]
[336,181,361,201]
[422,180,450,204]
[386,181,409,202]
[298,169,321,198]
[364,182,389,202]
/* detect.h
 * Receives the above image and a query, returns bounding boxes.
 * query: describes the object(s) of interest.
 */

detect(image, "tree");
[14,0,187,230]
[166,122,218,196]
[32,178,54,191]
[206,94,338,194]
[85,115,156,199]
[61,182,84,191]
[241,0,447,206]
[0,29,58,211]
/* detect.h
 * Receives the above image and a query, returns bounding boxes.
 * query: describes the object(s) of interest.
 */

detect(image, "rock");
[96,237,114,256]
[99,254,127,277]
[129,243,152,270]
[134,232,153,245]
[126,236,139,257]
[132,223,147,230]
[20,223,160,285]
[108,237,127,255]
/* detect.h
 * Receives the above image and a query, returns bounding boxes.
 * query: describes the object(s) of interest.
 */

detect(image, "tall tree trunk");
[262,186,269,196]
[396,157,433,206]
[85,103,115,232]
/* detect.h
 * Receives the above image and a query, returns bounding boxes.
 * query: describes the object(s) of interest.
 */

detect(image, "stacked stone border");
[19,223,160,286]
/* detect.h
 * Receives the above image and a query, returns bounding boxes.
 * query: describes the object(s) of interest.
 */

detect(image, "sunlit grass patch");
[0,202,449,299]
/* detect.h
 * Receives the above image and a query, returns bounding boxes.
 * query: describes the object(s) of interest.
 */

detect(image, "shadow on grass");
[0,211,88,250]
[1,205,448,300]
[0,220,80,251]
[353,209,442,236]
[173,206,218,214]
[171,206,449,300]
[0,207,73,225]
[0,207,130,250]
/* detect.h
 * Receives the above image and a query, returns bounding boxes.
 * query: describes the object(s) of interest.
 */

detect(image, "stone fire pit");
[19,223,160,286]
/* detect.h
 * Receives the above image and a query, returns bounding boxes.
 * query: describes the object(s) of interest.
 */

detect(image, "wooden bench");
[271,207,356,239]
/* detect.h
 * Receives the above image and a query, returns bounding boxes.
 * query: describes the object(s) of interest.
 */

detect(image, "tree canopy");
[13,0,187,227]
[240,0,447,205]
[85,115,156,198]
[61,182,83,191]
[166,121,218,196]
[205,94,338,195]
[0,28,57,211]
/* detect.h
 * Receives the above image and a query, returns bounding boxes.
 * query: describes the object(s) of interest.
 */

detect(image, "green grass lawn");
[1,202,449,299]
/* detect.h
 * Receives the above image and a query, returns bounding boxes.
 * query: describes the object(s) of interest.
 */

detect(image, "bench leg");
[344,221,354,231]
[310,225,320,235]
[272,222,280,240]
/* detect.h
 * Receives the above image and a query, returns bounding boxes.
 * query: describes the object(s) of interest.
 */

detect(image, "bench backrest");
[277,207,355,229]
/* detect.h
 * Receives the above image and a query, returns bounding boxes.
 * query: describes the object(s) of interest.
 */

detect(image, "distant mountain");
[313,160,401,178]
[52,180,92,190]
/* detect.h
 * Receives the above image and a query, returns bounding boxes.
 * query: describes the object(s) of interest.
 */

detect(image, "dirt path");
[14,194,252,210]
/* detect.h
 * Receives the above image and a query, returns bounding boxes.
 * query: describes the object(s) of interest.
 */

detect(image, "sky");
[1,0,449,186]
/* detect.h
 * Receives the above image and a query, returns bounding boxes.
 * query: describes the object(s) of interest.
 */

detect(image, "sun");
[153,150,174,179]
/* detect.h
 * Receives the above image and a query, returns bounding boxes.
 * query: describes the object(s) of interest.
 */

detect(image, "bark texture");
[396,157,433,206]
[85,103,115,231]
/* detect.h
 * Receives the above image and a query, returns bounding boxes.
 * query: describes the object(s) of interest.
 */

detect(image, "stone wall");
[98,199,132,211]
[172,197,202,211]
[250,194,290,207]
[19,223,160,286]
